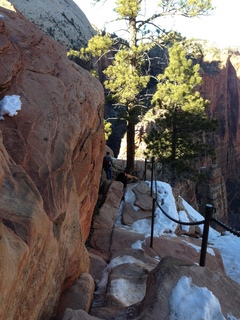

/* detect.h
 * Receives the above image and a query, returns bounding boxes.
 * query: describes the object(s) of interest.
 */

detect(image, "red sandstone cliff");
[200,52,240,221]
[0,2,104,319]
[201,53,240,179]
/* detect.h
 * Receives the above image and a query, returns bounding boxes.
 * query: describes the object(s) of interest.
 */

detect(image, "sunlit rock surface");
[0,3,104,319]
[9,0,95,49]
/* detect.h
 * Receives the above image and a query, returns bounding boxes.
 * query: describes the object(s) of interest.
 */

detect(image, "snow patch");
[110,278,146,306]
[131,240,144,249]
[0,95,21,120]
[179,210,190,232]
[169,276,225,320]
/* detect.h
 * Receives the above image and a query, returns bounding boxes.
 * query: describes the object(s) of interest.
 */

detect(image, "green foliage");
[152,42,208,113]
[104,47,150,108]
[67,34,113,75]
[75,0,214,172]
[144,42,218,182]
[67,49,80,58]
[104,120,112,140]
[156,0,213,17]
[115,0,141,18]
[81,34,113,58]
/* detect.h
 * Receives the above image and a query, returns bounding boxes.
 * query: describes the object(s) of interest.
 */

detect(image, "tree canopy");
[76,0,214,173]
[144,42,218,182]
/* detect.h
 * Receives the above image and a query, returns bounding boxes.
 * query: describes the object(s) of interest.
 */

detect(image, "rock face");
[0,3,104,320]
[201,53,240,180]
[200,52,240,223]
[8,0,95,49]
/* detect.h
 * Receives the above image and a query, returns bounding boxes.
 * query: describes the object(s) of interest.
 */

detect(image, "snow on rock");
[169,276,225,320]
[0,95,21,120]
[89,179,240,320]
[110,278,146,306]
[210,232,240,285]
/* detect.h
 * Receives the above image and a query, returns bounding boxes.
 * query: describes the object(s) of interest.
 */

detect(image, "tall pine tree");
[144,42,218,182]
[77,0,214,173]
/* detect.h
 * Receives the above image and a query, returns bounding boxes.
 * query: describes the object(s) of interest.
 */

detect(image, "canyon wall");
[0,2,104,319]
[201,52,240,222]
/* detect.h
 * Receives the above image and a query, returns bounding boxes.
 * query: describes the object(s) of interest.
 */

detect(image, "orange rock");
[0,5,104,320]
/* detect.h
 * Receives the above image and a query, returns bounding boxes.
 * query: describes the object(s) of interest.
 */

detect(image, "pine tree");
[144,42,218,182]
[77,0,214,173]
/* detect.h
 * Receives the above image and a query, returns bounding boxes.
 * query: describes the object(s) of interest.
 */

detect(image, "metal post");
[150,157,154,197]
[144,158,147,181]
[199,204,214,267]
[150,197,156,248]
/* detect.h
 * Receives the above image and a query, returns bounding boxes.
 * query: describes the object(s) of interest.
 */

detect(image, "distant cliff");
[9,0,96,49]
[200,51,240,224]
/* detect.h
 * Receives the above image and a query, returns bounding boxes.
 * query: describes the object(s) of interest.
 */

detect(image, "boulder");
[143,235,225,273]
[62,309,100,320]
[90,181,124,258]
[90,257,240,319]
[122,202,152,226]
[0,5,104,320]
[56,273,95,320]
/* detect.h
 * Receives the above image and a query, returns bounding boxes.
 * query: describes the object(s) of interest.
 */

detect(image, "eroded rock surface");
[8,0,95,49]
[85,181,239,320]
[0,4,104,320]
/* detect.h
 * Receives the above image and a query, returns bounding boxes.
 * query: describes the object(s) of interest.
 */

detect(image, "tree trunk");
[125,17,137,174]
[171,109,177,163]
[126,119,135,173]
[171,108,177,183]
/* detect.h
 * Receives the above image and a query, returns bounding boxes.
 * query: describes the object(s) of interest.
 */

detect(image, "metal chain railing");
[155,199,205,226]
[145,157,240,267]
[212,217,240,237]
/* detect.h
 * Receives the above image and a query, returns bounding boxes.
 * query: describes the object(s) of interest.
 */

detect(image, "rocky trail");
[59,180,240,320]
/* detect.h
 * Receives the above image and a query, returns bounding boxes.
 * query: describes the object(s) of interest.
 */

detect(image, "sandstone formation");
[0,3,104,319]
[90,180,124,259]
[8,0,96,49]
[56,273,95,320]
[200,52,240,224]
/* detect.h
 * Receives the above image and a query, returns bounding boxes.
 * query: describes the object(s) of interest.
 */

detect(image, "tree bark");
[126,120,135,173]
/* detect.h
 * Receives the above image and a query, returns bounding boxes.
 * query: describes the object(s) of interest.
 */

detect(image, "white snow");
[110,278,146,306]
[131,239,144,249]
[169,276,225,320]
[179,210,190,232]
[181,239,215,256]
[209,232,240,285]
[130,181,178,236]
[111,180,240,319]
[109,255,147,269]
[0,95,22,120]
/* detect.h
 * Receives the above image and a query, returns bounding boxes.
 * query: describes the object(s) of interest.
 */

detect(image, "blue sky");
[74,0,240,48]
